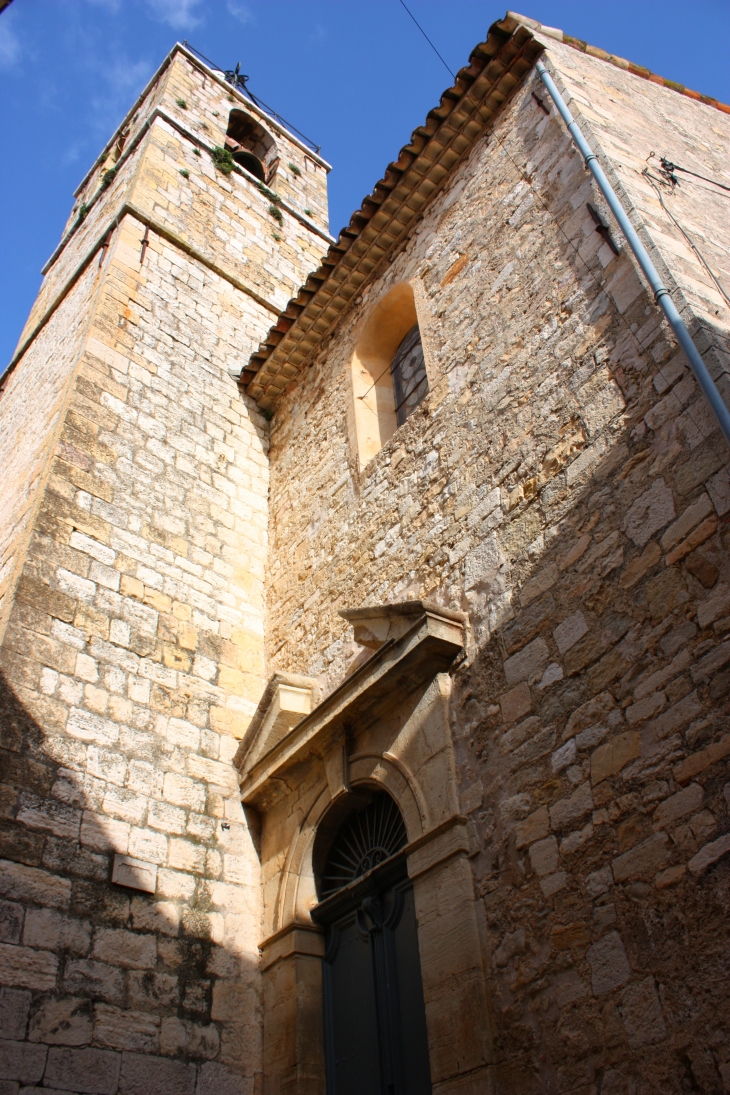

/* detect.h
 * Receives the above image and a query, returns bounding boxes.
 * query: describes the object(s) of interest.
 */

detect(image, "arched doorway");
[239,607,494,1092]
[312,791,432,1095]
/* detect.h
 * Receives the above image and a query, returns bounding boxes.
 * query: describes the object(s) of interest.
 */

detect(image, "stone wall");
[0,211,266,1094]
[0,262,102,630]
[265,52,730,1094]
[0,47,330,1095]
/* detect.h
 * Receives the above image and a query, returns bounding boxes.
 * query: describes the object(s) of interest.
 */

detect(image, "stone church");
[0,9,729,1093]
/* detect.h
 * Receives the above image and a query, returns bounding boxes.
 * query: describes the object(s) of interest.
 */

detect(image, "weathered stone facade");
[1,13,730,1095]
[0,44,330,1095]
[258,15,730,1093]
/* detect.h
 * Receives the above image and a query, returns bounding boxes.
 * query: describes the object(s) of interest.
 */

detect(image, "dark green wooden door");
[322,878,432,1095]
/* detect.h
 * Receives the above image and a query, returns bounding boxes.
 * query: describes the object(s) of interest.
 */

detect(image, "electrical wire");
[396,0,455,80]
[659,157,730,195]
[642,166,730,310]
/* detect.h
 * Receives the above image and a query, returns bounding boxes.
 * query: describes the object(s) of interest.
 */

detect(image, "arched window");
[391,323,428,427]
[225,108,278,183]
[350,283,429,468]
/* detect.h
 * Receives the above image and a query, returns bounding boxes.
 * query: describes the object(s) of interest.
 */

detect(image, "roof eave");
[244,13,543,408]
[242,9,730,411]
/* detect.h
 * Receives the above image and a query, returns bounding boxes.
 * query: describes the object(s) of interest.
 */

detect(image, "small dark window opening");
[225,108,277,183]
[390,324,428,426]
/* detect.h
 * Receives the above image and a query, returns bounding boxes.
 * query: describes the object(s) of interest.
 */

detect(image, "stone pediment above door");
[235,600,466,808]
[236,672,322,774]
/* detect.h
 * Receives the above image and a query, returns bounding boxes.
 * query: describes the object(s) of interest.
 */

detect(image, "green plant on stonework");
[262,409,273,421]
[193,148,201,157]
[210,146,234,175]
[257,181,279,202]
[288,162,302,177]
[268,204,283,225]
[304,209,313,217]
[272,232,282,242]
[179,169,190,179]
[176,98,187,109]
[77,203,89,222]
[100,168,117,189]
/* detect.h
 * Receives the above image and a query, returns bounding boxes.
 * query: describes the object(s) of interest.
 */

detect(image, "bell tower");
[0,45,330,1091]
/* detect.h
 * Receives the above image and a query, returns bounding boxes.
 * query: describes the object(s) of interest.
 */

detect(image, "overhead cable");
[396,0,455,80]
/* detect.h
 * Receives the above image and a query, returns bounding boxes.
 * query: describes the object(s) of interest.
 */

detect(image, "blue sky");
[1,0,729,367]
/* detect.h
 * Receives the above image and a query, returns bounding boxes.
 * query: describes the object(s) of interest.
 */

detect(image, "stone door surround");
[236,601,496,1094]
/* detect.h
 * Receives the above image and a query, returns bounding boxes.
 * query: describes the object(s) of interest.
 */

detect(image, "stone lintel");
[339,598,463,649]
[238,603,465,805]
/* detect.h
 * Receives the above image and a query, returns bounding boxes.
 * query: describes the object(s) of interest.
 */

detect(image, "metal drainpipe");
[535,59,730,450]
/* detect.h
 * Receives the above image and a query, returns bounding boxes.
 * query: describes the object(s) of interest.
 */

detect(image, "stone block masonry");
[0,219,267,1088]
[0,45,330,1094]
[1,14,730,1095]
[263,35,730,1095]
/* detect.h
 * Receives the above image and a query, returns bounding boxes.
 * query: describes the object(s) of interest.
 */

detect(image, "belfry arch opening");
[225,108,278,182]
[350,282,429,468]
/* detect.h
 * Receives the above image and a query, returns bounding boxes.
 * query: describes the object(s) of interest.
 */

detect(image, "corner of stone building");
[0,39,333,1095]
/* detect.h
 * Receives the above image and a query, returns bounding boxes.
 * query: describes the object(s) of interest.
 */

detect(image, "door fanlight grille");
[320,793,407,899]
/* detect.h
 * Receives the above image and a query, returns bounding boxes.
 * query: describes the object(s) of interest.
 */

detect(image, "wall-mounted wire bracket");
[587,203,620,255]
[659,157,680,186]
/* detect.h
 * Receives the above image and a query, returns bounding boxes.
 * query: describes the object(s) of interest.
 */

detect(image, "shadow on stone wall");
[445,388,730,1093]
[0,670,260,1095]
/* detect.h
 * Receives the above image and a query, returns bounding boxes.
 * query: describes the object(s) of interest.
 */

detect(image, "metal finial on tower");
[223,62,249,92]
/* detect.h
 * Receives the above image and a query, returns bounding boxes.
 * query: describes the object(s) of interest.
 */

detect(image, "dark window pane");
[390,324,428,426]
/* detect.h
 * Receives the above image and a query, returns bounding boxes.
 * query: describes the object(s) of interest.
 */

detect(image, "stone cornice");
[3,198,284,386]
[237,602,465,807]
